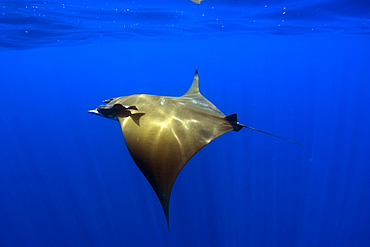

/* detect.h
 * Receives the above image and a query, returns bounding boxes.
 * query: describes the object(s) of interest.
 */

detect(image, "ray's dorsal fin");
[183,70,200,97]
[225,114,244,132]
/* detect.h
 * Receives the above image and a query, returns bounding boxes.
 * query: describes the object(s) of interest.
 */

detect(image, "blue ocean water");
[1,0,370,246]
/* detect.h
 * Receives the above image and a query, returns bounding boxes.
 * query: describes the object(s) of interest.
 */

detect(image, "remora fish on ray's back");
[88,70,301,228]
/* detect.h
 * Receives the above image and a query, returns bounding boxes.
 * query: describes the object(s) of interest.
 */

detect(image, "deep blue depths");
[1,1,370,247]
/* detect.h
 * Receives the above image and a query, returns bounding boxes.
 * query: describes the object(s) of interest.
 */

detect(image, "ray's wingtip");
[191,0,202,4]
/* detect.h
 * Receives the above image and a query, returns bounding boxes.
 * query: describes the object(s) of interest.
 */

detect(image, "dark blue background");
[1,1,370,246]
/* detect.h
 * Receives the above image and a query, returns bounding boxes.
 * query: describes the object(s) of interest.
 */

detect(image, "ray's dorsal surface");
[88,70,301,228]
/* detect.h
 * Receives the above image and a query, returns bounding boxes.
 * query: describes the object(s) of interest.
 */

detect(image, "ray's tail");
[225,114,302,146]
